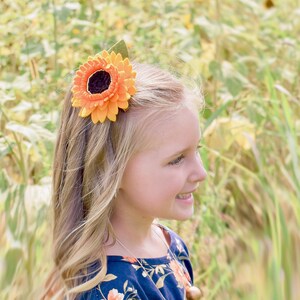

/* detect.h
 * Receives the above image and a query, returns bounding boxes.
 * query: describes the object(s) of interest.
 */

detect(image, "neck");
[110,209,155,245]
[106,206,168,258]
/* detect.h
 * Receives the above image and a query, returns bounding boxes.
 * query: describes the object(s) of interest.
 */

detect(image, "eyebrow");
[166,139,201,159]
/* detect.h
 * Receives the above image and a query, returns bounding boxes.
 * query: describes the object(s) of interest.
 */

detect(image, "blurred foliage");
[0,0,300,299]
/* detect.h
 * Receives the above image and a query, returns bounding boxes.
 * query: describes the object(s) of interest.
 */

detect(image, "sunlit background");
[1,0,299,299]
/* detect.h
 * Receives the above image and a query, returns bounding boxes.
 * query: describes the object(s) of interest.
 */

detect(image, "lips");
[176,188,197,199]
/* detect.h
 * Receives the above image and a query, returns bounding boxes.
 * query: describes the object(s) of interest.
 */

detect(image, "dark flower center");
[88,70,111,94]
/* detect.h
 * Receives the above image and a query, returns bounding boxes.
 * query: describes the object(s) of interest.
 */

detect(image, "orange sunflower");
[71,50,136,123]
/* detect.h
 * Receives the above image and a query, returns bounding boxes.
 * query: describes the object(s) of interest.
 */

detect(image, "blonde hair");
[43,63,203,299]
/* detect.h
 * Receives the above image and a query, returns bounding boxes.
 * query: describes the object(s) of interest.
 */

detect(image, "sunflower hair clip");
[71,40,137,124]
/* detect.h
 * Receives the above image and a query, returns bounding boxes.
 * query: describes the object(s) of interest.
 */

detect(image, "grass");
[0,0,299,299]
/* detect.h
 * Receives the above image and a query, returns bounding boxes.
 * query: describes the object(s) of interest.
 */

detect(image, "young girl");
[43,41,206,300]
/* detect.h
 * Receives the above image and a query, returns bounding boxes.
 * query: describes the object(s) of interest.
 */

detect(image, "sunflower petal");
[101,50,109,58]
[79,65,87,72]
[91,110,99,124]
[110,93,119,102]
[110,51,117,62]
[125,93,131,100]
[108,102,118,115]
[97,109,108,123]
[99,102,108,111]
[107,111,117,122]
[128,85,136,95]
[71,98,82,107]
[118,101,129,109]
[114,53,122,65]
[118,85,127,96]
[79,107,93,117]
[124,78,135,87]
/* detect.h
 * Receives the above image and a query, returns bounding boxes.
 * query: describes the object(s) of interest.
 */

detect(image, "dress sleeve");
[180,238,194,284]
[165,226,195,285]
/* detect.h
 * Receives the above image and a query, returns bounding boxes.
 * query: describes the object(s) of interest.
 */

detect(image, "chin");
[175,215,193,221]
[170,210,194,221]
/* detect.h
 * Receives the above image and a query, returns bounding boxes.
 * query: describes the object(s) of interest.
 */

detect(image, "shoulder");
[158,223,190,256]
[158,223,194,283]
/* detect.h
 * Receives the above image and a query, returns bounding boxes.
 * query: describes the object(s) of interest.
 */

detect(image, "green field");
[1,0,299,299]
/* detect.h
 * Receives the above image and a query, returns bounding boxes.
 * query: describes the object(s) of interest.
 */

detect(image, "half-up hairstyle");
[42,63,203,299]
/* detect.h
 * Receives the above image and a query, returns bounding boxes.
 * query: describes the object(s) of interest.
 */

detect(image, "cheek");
[121,157,185,199]
[148,170,184,198]
[121,163,157,196]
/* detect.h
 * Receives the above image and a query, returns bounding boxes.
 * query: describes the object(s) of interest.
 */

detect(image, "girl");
[43,42,206,300]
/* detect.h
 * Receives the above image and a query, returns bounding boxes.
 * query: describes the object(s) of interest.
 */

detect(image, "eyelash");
[169,154,185,166]
[169,145,202,166]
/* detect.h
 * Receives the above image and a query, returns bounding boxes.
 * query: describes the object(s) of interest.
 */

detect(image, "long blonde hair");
[43,62,203,299]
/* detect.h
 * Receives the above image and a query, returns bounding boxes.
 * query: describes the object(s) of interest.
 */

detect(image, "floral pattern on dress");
[125,254,191,291]
[107,289,124,300]
[97,279,140,300]
[169,260,190,289]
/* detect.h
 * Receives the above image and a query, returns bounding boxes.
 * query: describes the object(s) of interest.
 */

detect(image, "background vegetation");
[1,0,299,299]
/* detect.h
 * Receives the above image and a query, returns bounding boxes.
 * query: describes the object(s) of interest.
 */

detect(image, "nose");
[188,153,207,184]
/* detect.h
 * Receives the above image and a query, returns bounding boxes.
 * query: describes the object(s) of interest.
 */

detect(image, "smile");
[176,193,192,199]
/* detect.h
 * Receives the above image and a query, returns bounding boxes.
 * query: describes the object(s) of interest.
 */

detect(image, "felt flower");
[71,50,136,123]
[107,289,124,300]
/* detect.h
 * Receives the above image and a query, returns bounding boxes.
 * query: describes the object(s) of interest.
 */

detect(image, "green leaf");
[209,60,222,79]
[108,40,129,58]
[6,122,39,143]
[225,77,243,96]
[3,248,23,287]
[0,169,9,191]
[204,100,233,130]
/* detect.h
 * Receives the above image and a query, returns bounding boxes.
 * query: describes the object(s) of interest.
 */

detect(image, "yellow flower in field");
[71,50,136,123]
[204,116,256,151]
[183,14,193,30]
[72,28,80,35]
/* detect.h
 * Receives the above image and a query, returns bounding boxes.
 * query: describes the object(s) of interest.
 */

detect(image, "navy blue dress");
[77,226,193,300]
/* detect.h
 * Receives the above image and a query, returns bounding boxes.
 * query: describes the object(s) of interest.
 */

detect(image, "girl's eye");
[169,154,184,166]
[168,145,201,166]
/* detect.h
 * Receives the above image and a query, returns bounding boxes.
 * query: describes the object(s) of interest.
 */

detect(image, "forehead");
[139,107,201,154]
